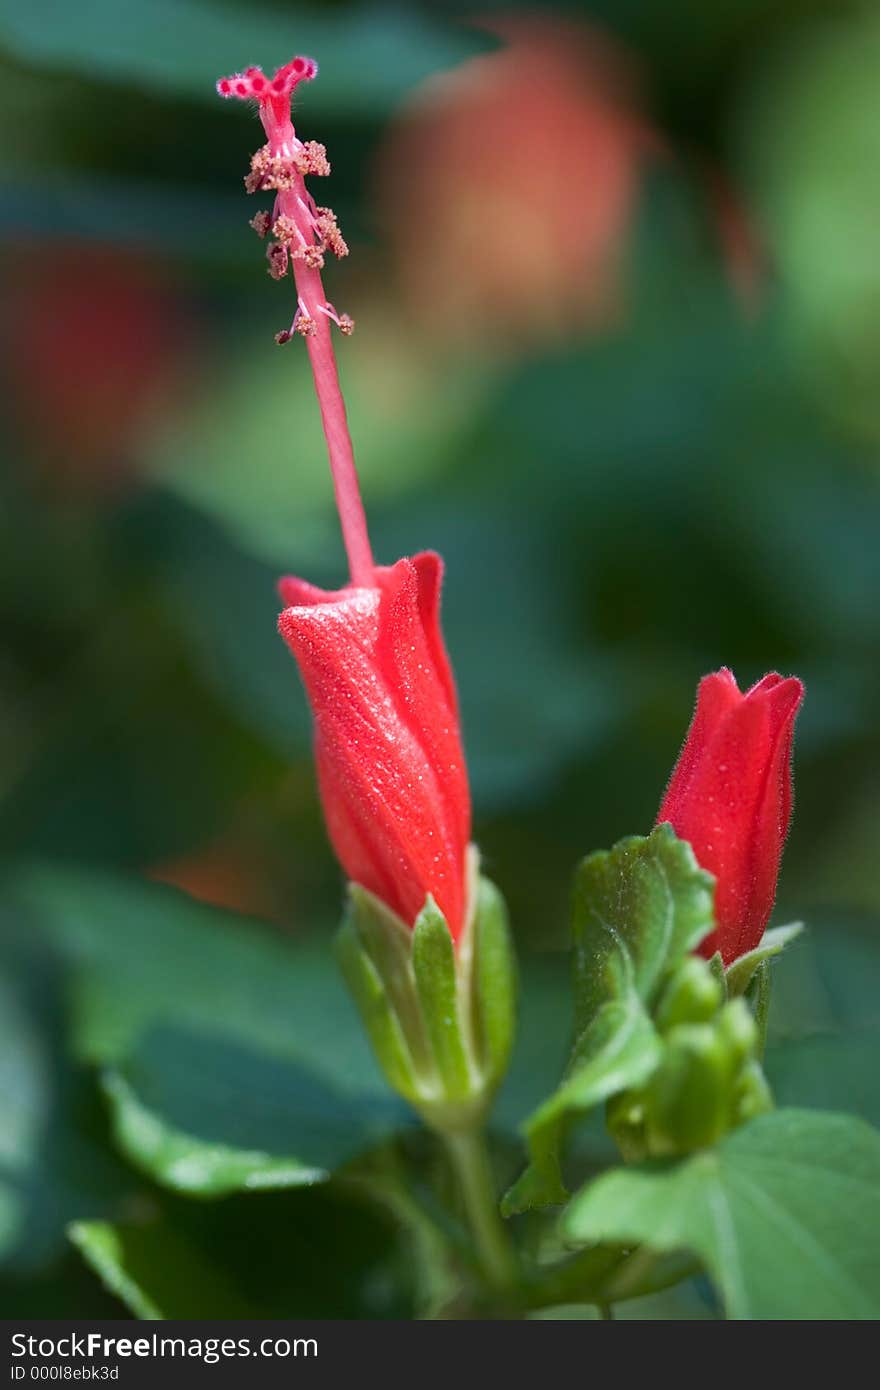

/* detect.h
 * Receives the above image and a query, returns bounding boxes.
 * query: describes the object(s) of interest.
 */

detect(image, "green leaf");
[726,922,804,996]
[69,1179,417,1319]
[99,1015,410,1197]
[12,866,410,1194]
[564,1109,880,1319]
[102,1071,327,1198]
[0,952,136,1274]
[0,0,489,114]
[505,827,715,1212]
[69,1219,255,1318]
[530,1280,718,1319]
[470,876,517,1089]
[0,968,49,1263]
[411,899,472,1101]
[573,825,715,1031]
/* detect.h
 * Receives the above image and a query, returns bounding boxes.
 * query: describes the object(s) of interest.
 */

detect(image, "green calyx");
[335,850,517,1134]
[607,962,773,1162]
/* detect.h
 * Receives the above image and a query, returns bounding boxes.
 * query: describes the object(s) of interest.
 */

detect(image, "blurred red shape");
[2,242,194,495]
[375,14,659,347]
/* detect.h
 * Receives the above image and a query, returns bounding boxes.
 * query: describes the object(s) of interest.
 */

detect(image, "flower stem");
[442,1127,518,1296]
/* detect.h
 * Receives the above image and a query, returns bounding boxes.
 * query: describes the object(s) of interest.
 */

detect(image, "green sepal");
[655,956,724,1031]
[707,950,726,989]
[470,876,517,1089]
[725,921,803,996]
[347,883,432,1077]
[335,919,421,1102]
[735,1057,774,1124]
[642,1018,743,1155]
[412,897,473,1102]
[336,861,518,1134]
[717,996,760,1066]
[745,959,772,1056]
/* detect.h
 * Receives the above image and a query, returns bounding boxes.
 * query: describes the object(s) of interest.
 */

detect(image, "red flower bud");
[279,552,471,940]
[657,669,804,965]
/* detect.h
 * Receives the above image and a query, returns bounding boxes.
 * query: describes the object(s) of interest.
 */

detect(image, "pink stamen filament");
[260,107,374,587]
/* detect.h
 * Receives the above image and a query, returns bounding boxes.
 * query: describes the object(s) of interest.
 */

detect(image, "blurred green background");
[1,0,879,1318]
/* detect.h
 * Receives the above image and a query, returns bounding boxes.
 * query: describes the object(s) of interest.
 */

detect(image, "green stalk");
[443,1127,519,1297]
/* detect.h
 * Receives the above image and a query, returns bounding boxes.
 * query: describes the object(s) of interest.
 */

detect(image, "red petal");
[659,668,742,823]
[411,551,459,716]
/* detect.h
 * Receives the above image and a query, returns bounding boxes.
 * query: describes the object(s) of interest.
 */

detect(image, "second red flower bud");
[657,668,804,965]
